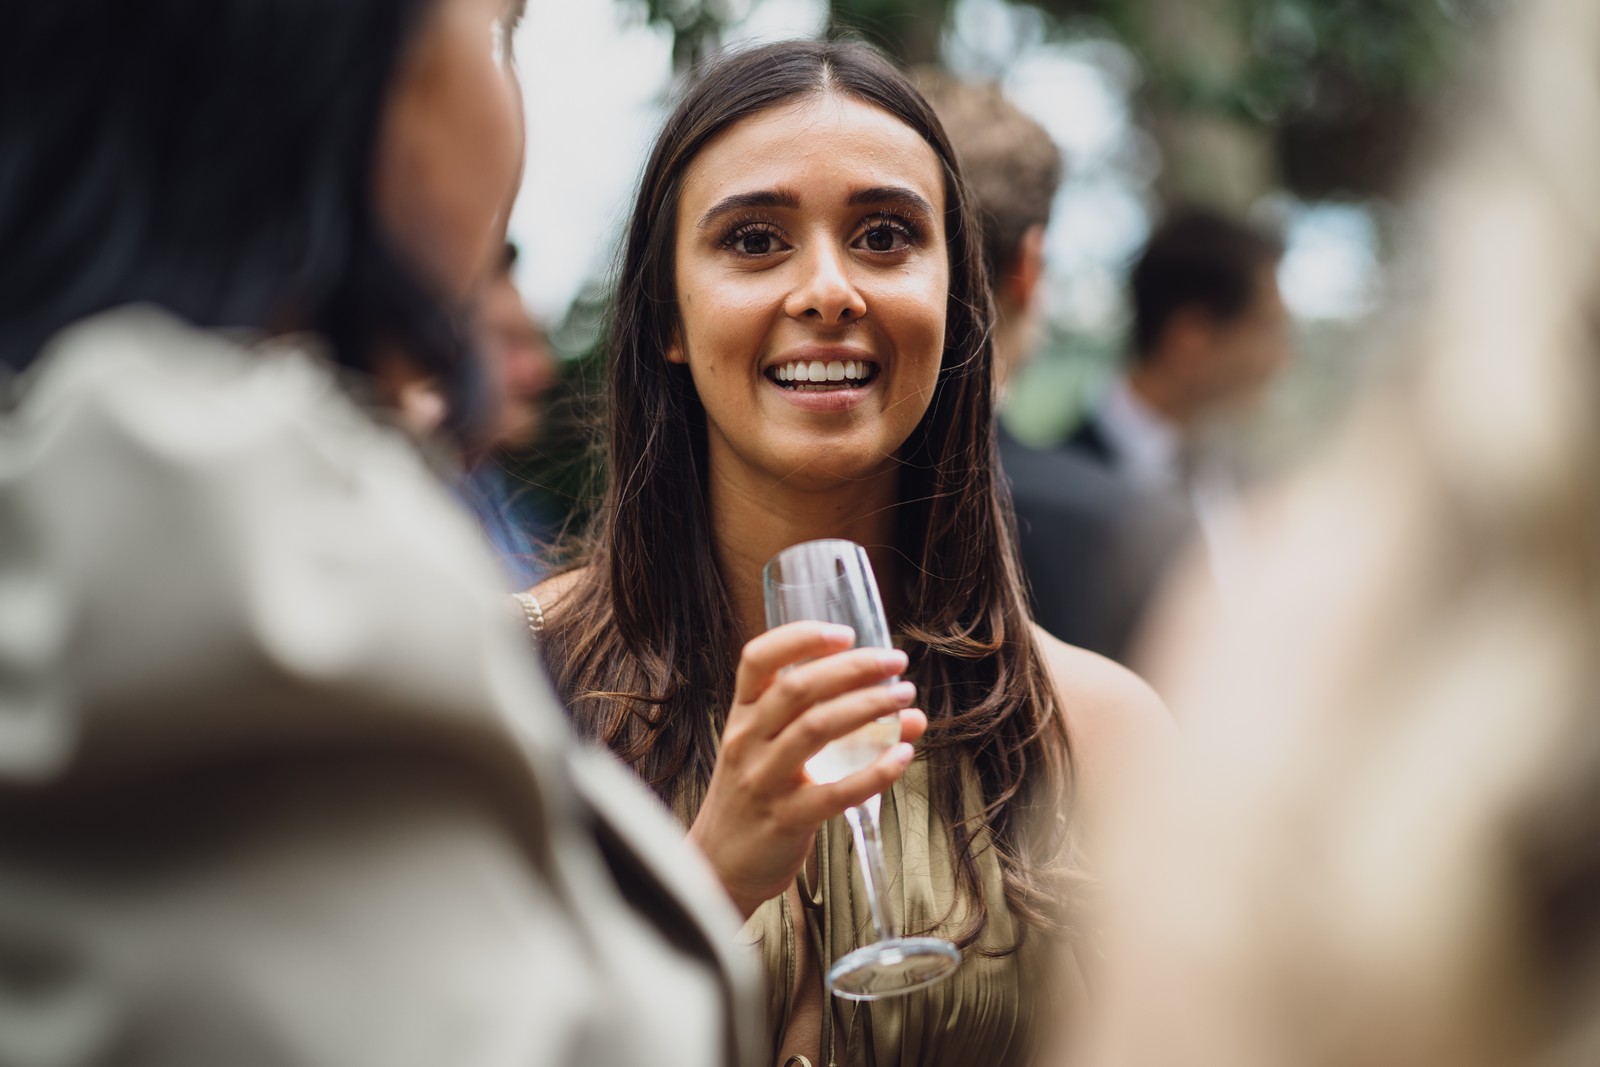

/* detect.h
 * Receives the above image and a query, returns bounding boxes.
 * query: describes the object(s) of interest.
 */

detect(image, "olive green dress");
[522,599,1077,1065]
[737,757,1076,1067]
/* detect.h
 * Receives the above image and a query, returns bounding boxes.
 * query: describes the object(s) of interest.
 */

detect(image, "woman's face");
[373,0,524,304]
[669,92,949,491]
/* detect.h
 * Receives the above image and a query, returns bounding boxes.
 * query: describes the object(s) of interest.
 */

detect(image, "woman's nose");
[784,242,867,325]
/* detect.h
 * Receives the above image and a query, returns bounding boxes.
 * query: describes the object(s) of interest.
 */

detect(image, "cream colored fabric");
[0,308,760,1067]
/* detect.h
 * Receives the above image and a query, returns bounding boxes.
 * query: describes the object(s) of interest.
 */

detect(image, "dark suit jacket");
[1063,413,1116,467]
[1000,426,1189,663]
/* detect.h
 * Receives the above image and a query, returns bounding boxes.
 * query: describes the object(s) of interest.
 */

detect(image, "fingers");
[734,621,856,704]
[897,708,929,745]
[746,645,909,738]
[764,680,918,772]
[799,741,918,820]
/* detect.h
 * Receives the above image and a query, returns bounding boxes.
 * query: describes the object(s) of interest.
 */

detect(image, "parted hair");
[539,38,1075,950]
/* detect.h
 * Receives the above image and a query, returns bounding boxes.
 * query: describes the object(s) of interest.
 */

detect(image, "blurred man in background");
[922,73,1185,663]
[478,241,557,454]
[1068,209,1292,594]
[464,241,559,587]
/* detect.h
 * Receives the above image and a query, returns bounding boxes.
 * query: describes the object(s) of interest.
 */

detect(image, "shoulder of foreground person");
[0,307,762,1067]
[1030,623,1179,824]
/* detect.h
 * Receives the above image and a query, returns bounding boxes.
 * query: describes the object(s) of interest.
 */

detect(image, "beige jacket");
[0,308,759,1067]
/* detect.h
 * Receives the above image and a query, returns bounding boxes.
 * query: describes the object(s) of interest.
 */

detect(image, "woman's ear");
[665,326,688,365]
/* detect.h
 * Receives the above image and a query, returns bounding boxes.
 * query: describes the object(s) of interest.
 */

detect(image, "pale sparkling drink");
[762,539,961,1002]
[804,715,899,784]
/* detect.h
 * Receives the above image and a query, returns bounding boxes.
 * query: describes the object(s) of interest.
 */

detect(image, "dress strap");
[511,591,546,637]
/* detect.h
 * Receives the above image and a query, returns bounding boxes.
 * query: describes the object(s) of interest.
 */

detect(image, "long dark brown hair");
[542,38,1072,949]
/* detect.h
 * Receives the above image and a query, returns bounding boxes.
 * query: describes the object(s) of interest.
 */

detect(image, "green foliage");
[618,0,727,71]
[827,0,956,64]
[1234,0,1488,120]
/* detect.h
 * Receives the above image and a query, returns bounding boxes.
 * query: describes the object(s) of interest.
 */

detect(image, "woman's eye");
[738,232,774,255]
[722,224,786,257]
[858,217,916,253]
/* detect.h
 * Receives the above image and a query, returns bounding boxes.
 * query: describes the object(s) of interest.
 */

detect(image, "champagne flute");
[762,539,961,1000]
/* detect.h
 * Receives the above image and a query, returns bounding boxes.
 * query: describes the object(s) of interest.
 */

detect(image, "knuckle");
[774,672,811,705]
[793,710,830,749]
[720,723,754,759]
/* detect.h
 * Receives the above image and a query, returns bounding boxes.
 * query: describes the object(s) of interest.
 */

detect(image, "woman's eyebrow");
[848,186,936,219]
[697,189,801,231]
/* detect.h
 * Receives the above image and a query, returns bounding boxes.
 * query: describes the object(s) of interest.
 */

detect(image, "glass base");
[826,936,961,1001]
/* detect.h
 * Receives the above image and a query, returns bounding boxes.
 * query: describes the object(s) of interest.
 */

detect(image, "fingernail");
[822,624,855,644]
[878,649,908,672]
[893,742,914,767]
[890,680,916,702]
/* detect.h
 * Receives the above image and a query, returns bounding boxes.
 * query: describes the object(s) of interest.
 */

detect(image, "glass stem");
[844,795,895,944]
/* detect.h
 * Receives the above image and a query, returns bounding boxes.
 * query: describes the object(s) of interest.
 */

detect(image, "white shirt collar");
[1096,376,1183,488]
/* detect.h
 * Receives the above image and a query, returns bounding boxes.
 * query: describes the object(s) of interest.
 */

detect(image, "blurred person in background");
[477,241,557,455]
[524,39,1172,1067]
[1068,208,1292,596]
[0,1,758,1064]
[920,72,1188,664]
[463,240,558,587]
[1077,0,1600,1064]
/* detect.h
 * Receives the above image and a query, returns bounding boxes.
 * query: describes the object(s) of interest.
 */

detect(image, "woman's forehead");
[678,93,945,216]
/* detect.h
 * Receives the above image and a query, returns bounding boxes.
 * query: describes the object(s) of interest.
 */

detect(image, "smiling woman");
[531,38,1174,1067]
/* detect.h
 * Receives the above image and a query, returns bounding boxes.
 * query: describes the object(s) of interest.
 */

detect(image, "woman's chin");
[766,455,899,492]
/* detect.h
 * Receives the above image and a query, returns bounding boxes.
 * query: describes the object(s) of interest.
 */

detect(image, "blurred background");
[504,0,1500,533]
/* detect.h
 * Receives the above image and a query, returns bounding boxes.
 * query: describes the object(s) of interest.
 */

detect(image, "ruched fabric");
[739,758,1073,1067]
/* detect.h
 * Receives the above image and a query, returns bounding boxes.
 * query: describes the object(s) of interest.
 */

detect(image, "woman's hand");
[688,622,928,920]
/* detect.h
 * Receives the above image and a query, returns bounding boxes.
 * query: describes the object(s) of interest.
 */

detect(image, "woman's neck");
[709,450,902,646]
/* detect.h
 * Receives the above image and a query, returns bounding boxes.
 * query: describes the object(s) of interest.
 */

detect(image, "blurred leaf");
[827,0,956,64]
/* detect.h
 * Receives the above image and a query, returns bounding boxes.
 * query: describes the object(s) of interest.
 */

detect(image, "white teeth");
[770,359,876,384]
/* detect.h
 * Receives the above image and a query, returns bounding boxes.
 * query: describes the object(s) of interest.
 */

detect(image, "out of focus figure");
[477,241,557,454]
[1084,0,1600,1064]
[464,240,558,587]
[1069,208,1292,595]
[920,73,1186,662]
[0,1,757,1065]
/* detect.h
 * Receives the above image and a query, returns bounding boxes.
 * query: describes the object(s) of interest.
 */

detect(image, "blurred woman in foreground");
[0,2,756,1064]
[1086,1,1600,1064]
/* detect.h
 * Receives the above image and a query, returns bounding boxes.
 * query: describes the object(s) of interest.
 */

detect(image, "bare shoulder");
[1030,623,1178,815]
[1032,624,1167,733]
[527,565,591,620]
